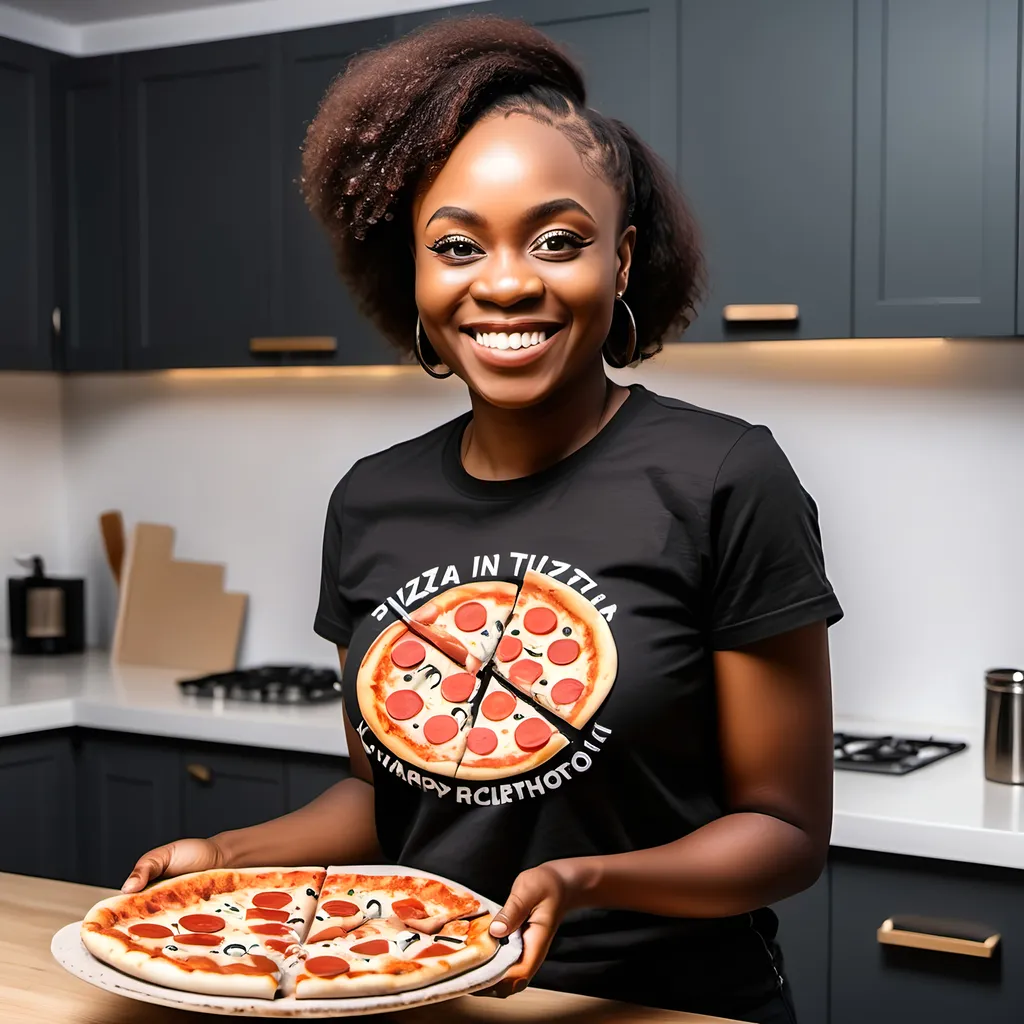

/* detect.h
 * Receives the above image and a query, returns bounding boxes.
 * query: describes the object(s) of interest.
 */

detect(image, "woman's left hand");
[473,860,582,999]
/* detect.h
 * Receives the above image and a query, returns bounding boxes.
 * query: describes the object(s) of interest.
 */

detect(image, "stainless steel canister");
[984,668,1024,784]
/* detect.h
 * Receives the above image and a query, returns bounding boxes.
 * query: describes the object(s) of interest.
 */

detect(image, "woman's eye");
[533,231,588,254]
[428,236,481,259]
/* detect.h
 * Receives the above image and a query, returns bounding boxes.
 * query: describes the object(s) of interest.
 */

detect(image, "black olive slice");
[306,888,317,897]
[366,899,383,918]
[223,944,247,958]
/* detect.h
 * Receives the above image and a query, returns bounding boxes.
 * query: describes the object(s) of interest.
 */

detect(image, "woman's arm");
[123,647,380,890]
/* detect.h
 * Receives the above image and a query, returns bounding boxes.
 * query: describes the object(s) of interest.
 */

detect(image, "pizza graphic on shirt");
[356,571,618,781]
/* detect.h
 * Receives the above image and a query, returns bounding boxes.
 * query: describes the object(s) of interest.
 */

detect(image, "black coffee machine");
[7,556,85,655]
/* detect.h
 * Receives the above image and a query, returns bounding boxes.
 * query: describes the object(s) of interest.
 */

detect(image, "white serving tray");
[51,864,523,1018]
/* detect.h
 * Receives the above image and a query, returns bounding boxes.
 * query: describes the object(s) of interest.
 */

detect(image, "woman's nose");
[468,252,544,306]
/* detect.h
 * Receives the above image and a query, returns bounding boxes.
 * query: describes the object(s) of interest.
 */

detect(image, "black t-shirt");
[314,383,842,1014]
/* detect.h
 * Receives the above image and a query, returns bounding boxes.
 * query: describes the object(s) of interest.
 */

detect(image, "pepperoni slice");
[416,942,454,958]
[252,891,293,910]
[249,922,290,936]
[508,659,544,686]
[392,898,427,920]
[385,689,423,721]
[496,635,522,662]
[322,899,360,918]
[423,714,459,745]
[467,727,498,755]
[524,606,558,635]
[547,638,581,665]
[241,954,277,975]
[515,718,552,752]
[304,955,350,977]
[245,907,289,922]
[176,933,222,946]
[481,690,516,721]
[391,639,426,669]
[178,914,224,933]
[265,939,294,956]
[307,926,349,943]
[551,678,584,706]
[453,601,487,632]
[410,602,439,624]
[440,672,476,704]
[350,939,391,956]
[128,923,173,939]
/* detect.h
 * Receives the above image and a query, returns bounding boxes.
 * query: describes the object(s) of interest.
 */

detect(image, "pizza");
[293,871,499,997]
[79,867,501,1001]
[357,569,616,781]
[457,676,567,780]
[80,867,325,998]
[357,620,481,777]
[492,569,617,729]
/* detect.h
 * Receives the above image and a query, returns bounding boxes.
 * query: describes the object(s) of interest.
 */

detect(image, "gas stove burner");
[179,664,343,705]
[833,732,967,774]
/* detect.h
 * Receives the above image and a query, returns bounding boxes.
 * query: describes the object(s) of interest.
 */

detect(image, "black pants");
[734,982,799,1024]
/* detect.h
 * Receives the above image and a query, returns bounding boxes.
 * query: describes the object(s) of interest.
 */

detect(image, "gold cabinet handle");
[722,303,799,323]
[186,763,213,784]
[878,917,1000,958]
[249,336,337,354]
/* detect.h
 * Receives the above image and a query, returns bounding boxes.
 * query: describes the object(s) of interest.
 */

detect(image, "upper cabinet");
[0,37,53,370]
[123,38,277,369]
[854,0,1019,337]
[679,0,855,342]
[52,56,123,372]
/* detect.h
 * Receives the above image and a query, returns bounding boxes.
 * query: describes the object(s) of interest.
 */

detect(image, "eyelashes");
[426,229,592,260]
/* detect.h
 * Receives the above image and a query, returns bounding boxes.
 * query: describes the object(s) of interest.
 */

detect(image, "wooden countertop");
[0,873,744,1024]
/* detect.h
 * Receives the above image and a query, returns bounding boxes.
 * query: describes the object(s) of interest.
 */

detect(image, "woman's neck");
[460,362,630,481]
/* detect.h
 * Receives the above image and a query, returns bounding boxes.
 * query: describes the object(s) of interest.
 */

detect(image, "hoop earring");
[602,295,638,369]
[414,315,454,379]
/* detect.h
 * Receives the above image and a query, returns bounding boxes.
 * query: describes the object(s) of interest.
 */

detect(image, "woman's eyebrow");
[424,197,595,230]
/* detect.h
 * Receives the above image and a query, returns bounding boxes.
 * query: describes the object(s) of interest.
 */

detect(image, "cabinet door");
[772,868,830,1024]
[181,745,286,838]
[680,0,854,342]
[831,850,1024,1024]
[52,56,124,371]
[855,0,1018,337]
[278,20,398,367]
[0,732,77,881]
[284,753,349,813]
[0,37,53,370]
[124,38,276,368]
[79,732,181,888]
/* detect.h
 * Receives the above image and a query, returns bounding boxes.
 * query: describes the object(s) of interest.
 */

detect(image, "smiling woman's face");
[411,112,635,409]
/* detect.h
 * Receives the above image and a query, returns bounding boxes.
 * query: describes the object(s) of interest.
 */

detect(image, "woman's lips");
[461,325,566,369]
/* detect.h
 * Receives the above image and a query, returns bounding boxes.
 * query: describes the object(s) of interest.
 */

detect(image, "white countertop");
[0,651,347,757]
[3,653,1024,871]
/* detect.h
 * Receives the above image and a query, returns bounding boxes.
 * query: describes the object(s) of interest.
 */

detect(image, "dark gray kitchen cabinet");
[79,731,181,889]
[0,731,77,882]
[278,20,397,367]
[52,56,124,372]
[854,0,1019,338]
[831,850,1024,1024]
[679,0,854,343]
[773,867,830,1024]
[285,753,349,813]
[123,37,276,369]
[181,744,287,838]
[0,36,53,370]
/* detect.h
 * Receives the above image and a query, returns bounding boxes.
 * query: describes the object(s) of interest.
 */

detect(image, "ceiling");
[0,0,252,24]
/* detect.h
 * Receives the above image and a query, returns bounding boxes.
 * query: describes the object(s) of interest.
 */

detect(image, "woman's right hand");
[121,837,228,893]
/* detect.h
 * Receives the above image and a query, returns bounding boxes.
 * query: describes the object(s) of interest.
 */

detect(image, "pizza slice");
[80,867,325,999]
[491,568,617,729]
[406,581,518,670]
[356,621,483,776]
[455,676,568,781]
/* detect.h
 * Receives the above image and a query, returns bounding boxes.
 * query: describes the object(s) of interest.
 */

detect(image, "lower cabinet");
[773,868,830,1024]
[831,850,1024,1024]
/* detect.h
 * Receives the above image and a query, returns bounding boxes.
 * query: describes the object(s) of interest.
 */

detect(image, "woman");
[123,15,841,1022]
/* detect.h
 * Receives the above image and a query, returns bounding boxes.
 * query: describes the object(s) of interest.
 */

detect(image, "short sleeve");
[313,473,355,647]
[709,425,843,650]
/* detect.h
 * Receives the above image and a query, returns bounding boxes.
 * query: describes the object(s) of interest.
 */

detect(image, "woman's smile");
[459,321,568,369]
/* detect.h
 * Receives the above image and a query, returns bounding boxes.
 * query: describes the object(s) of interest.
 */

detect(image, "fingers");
[490,867,557,937]
[121,844,173,892]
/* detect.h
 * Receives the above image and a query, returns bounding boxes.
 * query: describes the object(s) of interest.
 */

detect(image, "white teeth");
[472,330,550,350]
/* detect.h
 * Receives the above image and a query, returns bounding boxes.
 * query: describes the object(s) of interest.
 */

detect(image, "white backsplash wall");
[0,373,68,651]
[59,339,1024,732]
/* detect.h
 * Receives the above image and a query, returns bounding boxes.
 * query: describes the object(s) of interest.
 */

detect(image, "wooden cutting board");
[111,523,246,673]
